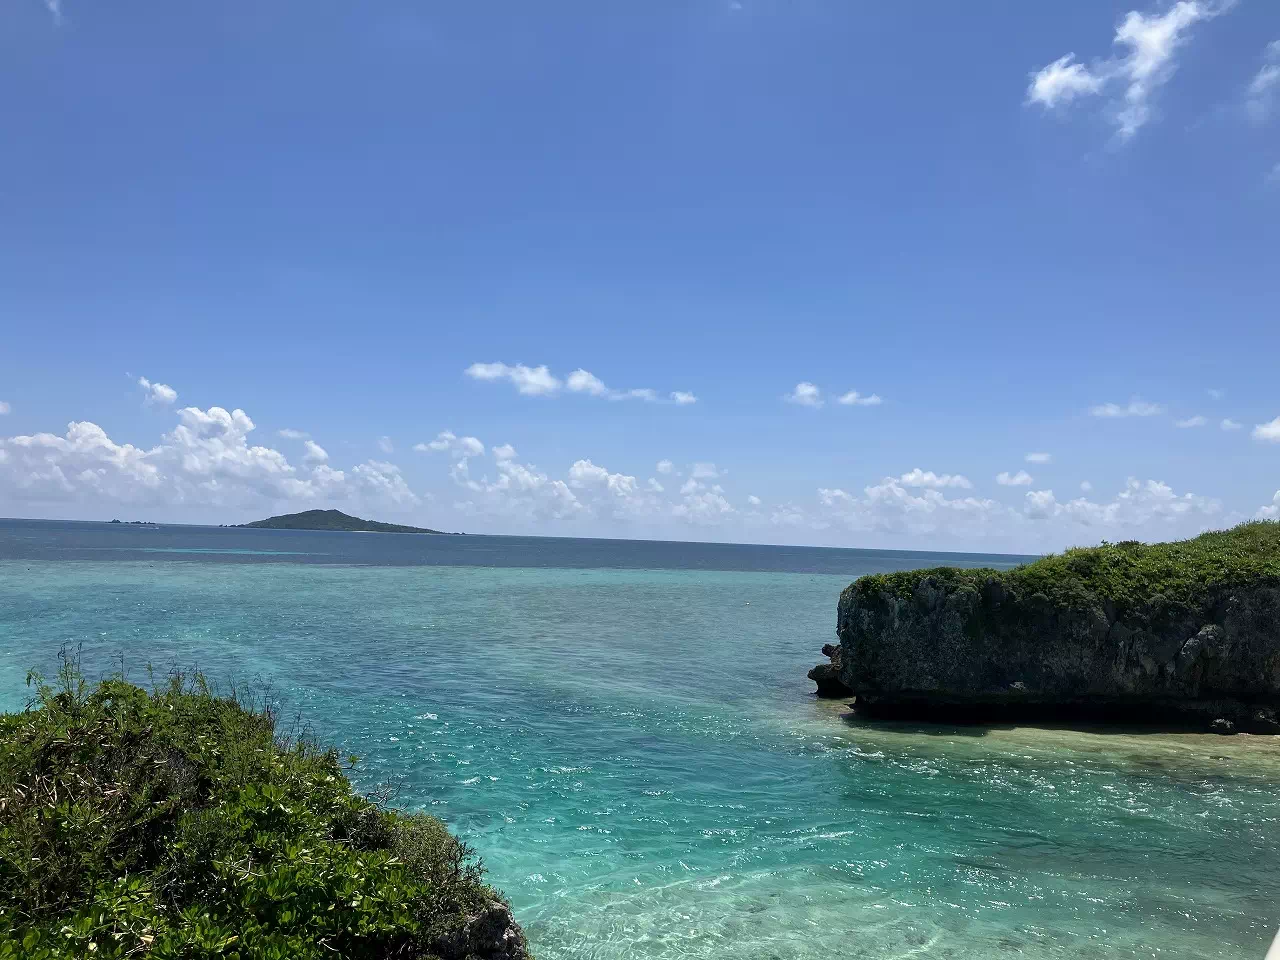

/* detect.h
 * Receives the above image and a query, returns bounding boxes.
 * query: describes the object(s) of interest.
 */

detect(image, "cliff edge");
[815,522,1280,733]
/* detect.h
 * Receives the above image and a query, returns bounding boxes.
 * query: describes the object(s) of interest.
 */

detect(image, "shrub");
[0,654,523,960]
[849,520,1280,618]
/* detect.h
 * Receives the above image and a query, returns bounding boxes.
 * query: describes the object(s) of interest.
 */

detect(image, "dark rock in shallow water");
[809,643,852,698]
[433,900,529,960]
[827,525,1280,732]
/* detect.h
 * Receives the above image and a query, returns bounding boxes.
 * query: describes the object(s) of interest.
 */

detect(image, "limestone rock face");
[809,643,852,698]
[833,577,1280,732]
[434,900,530,960]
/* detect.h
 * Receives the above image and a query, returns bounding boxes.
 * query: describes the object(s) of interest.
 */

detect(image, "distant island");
[236,508,455,535]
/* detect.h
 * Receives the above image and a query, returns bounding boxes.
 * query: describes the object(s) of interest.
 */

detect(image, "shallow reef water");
[2,520,1277,959]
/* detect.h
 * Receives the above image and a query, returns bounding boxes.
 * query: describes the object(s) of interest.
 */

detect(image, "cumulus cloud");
[468,363,694,405]
[0,405,417,512]
[566,369,608,396]
[691,462,720,479]
[836,390,883,407]
[747,494,762,506]
[277,428,308,440]
[1253,416,1280,442]
[303,440,329,463]
[1027,55,1105,107]
[784,382,824,408]
[899,468,972,490]
[1025,452,1052,463]
[997,470,1034,486]
[1022,478,1220,527]
[1027,1,1233,138]
[648,478,664,493]
[1257,491,1280,520]
[1221,418,1243,431]
[1081,480,1093,492]
[492,443,517,461]
[377,436,394,454]
[1174,415,1207,428]
[1247,40,1280,121]
[137,376,177,406]
[1090,398,1163,417]
[415,431,485,457]
[813,478,1000,539]
[656,459,674,474]
[465,362,561,396]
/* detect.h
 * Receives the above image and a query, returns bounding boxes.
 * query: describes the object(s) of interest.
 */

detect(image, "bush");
[0,655,525,960]
[850,520,1280,618]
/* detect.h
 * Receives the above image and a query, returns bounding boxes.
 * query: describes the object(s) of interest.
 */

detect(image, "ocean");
[2,518,1277,959]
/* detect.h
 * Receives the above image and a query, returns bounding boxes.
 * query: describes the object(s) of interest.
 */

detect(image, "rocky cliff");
[812,522,1280,733]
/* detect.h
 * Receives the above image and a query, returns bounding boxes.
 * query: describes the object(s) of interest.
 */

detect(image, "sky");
[1,0,1278,554]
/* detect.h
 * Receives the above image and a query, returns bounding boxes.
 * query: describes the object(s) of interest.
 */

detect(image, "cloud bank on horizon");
[1,375,1276,552]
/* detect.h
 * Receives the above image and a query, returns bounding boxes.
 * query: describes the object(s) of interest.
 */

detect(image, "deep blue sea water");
[2,518,1278,959]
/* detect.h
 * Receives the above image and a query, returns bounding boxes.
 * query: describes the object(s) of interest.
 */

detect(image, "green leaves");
[1,670,513,960]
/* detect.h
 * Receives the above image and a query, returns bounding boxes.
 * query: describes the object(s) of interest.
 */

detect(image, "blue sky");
[1,0,1278,553]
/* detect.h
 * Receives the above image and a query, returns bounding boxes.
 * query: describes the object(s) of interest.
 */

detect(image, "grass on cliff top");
[0,654,507,960]
[851,520,1280,612]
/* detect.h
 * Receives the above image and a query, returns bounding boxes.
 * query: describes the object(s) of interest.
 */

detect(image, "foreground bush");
[0,660,528,960]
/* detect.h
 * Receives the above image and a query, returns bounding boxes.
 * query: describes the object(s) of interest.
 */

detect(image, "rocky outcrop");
[434,900,529,960]
[831,574,1280,733]
[809,643,852,698]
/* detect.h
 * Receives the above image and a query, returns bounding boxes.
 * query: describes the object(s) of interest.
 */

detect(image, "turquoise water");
[2,523,1279,958]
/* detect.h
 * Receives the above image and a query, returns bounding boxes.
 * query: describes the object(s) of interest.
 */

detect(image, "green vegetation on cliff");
[849,521,1280,616]
[239,509,448,535]
[0,658,524,960]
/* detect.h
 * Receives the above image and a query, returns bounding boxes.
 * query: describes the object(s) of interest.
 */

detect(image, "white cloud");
[1027,54,1105,108]
[1090,398,1163,417]
[469,363,693,406]
[1221,418,1243,431]
[0,401,10,415]
[137,376,177,406]
[656,459,674,474]
[1081,480,1093,492]
[1207,388,1225,400]
[465,362,562,397]
[42,0,62,25]
[303,440,329,463]
[567,369,608,396]
[415,430,485,457]
[492,443,517,461]
[836,390,882,407]
[1247,40,1280,121]
[1253,416,1280,442]
[647,478,664,493]
[691,462,720,479]
[1025,452,1052,463]
[814,478,1000,539]
[899,468,972,490]
[997,470,1034,486]
[784,382,823,408]
[278,428,308,440]
[377,436,394,454]
[1027,1,1232,138]
[0,405,419,512]
[1257,490,1280,520]
[1024,477,1220,526]
[1174,415,1207,428]
[747,494,761,506]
